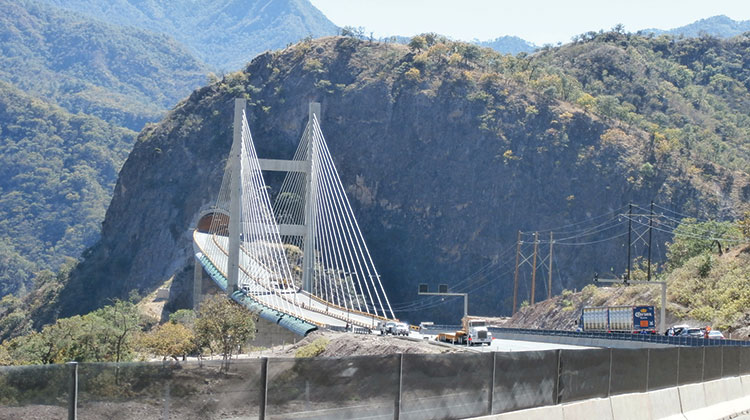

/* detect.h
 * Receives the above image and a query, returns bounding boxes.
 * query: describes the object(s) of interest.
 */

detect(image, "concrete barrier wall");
[481,405,563,420]
[610,392,650,420]
[740,375,750,407]
[647,388,684,420]
[720,377,745,416]
[678,382,707,415]
[562,398,613,420]
[473,375,750,420]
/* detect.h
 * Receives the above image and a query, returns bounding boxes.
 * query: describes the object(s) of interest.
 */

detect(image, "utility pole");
[530,232,538,305]
[512,230,521,314]
[626,203,632,281]
[548,231,553,300]
[648,201,653,281]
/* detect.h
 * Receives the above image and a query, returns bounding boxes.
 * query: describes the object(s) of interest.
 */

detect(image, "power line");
[524,204,628,235]
[627,216,748,244]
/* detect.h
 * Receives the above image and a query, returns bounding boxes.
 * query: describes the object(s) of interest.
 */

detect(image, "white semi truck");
[437,318,492,345]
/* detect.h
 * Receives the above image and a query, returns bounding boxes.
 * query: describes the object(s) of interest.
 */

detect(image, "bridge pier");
[193,256,203,311]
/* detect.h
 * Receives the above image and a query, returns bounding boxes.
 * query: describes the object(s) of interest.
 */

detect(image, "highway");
[408,331,594,352]
[483,337,594,352]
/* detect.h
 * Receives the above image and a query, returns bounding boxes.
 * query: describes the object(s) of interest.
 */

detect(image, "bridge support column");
[193,256,203,311]
[301,102,320,293]
[227,98,245,296]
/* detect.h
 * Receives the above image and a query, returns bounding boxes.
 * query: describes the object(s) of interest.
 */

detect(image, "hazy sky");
[310,0,750,45]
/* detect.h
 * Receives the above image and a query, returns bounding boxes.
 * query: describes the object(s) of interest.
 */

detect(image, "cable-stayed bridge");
[193,99,395,335]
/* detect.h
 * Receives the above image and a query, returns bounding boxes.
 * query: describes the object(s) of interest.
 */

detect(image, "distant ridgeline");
[48,31,750,325]
[37,0,340,70]
[0,0,209,130]
[642,15,750,39]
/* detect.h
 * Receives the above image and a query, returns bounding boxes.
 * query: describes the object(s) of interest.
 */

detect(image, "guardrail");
[489,327,750,347]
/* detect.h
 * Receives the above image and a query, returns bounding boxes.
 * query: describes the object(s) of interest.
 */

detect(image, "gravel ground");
[277,330,464,357]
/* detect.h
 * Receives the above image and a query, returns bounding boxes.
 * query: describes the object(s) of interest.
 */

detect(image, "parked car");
[708,330,725,339]
[679,327,704,338]
[666,324,690,336]
[394,323,410,336]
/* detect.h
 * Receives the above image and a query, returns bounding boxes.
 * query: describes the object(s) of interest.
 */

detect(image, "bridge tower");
[218,99,319,296]
[192,98,395,322]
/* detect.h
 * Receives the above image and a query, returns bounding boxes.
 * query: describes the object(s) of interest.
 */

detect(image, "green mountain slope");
[0,81,136,297]
[0,0,209,130]
[50,34,748,323]
[40,0,339,70]
[548,30,750,173]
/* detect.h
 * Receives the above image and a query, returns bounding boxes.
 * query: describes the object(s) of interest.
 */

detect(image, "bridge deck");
[194,231,388,329]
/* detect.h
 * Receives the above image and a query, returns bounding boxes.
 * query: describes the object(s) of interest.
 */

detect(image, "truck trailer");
[576,305,656,333]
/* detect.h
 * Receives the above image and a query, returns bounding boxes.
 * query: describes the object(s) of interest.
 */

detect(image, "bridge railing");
[489,327,750,347]
[4,344,750,419]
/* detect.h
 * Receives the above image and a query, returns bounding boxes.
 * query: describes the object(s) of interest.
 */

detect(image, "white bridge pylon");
[193,99,395,329]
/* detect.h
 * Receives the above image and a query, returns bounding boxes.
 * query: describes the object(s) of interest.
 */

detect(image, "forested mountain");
[0,0,209,130]
[551,30,750,172]
[644,15,750,39]
[477,35,537,54]
[46,33,749,323]
[39,0,340,70]
[0,0,211,299]
[0,82,135,297]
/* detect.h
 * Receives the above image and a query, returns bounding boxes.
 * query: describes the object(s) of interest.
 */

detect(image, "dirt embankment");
[278,330,463,358]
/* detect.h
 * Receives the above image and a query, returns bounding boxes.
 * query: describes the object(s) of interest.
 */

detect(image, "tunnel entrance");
[196,211,229,235]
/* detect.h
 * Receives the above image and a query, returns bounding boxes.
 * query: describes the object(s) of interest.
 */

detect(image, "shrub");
[295,337,329,358]
[404,68,421,81]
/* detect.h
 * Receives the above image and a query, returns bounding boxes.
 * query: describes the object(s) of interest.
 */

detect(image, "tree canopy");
[0,83,135,297]
[195,295,255,370]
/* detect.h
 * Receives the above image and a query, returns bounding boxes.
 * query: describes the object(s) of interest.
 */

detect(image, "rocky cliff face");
[56,36,749,322]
